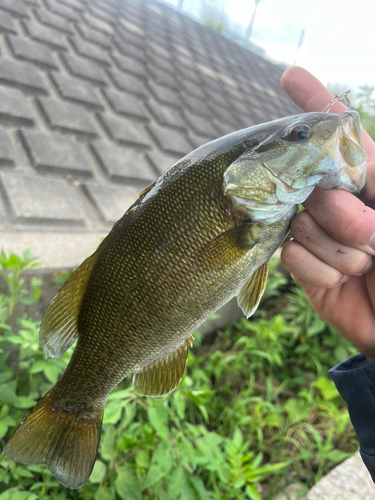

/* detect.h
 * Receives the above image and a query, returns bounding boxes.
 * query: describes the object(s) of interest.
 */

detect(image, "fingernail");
[354,258,374,276]
[369,234,375,251]
[340,274,350,284]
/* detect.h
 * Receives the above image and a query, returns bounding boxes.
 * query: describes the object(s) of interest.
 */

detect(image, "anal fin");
[133,339,191,397]
[237,262,269,318]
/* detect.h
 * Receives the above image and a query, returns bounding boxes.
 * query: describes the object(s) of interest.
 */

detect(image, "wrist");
[363,353,375,364]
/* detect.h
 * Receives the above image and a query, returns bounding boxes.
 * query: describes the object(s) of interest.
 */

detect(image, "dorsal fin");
[39,251,101,359]
[237,262,269,318]
[138,181,156,198]
[133,339,192,397]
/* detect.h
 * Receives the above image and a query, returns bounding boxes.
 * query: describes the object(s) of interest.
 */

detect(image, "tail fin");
[3,387,104,489]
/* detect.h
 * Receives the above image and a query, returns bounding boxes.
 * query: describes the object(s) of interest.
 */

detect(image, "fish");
[3,110,367,489]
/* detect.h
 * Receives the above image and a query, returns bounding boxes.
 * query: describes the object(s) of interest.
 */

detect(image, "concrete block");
[111,52,146,79]
[69,36,111,66]
[98,113,151,148]
[37,96,98,137]
[33,7,73,34]
[0,0,29,18]
[22,19,69,51]
[146,99,185,130]
[0,85,34,126]
[0,172,85,225]
[83,183,140,223]
[76,23,112,48]
[0,55,48,94]
[107,68,147,98]
[20,128,92,176]
[145,150,180,174]
[182,94,212,118]
[82,12,114,35]
[51,72,103,110]
[148,81,181,108]
[61,53,107,86]
[147,123,191,156]
[183,109,219,138]
[102,88,149,121]
[7,34,58,70]
[0,10,17,34]
[90,141,156,182]
[0,128,15,165]
[44,0,81,22]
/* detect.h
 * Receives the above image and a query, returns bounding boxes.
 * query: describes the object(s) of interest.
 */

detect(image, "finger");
[290,210,373,275]
[281,240,347,288]
[280,67,375,158]
[362,159,375,202]
[303,188,375,255]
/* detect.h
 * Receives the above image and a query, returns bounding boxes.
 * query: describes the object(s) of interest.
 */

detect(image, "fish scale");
[4,110,367,489]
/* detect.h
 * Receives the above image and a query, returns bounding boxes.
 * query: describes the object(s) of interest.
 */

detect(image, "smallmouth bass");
[3,110,367,488]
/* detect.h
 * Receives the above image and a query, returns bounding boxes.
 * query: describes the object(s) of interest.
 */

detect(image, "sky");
[160,0,375,95]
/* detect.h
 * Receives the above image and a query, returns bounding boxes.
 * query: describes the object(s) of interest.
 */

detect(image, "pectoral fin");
[192,222,262,268]
[133,339,192,397]
[39,251,100,359]
[237,262,269,318]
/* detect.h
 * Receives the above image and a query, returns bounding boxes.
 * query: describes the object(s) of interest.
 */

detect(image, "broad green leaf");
[14,396,36,409]
[90,459,107,483]
[115,464,141,500]
[0,414,16,438]
[135,449,149,469]
[107,388,133,400]
[148,400,168,439]
[122,402,137,429]
[3,493,37,500]
[284,398,310,424]
[43,365,61,385]
[103,400,123,424]
[0,381,18,403]
[187,475,210,500]
[316,376,339,401]
[143,441,173,489]
[95,487,113,500]
[173,389,185,419]
[167,468,184,500]
[29,360,48,374]
[0,372,13,384]
[100,425,116,461]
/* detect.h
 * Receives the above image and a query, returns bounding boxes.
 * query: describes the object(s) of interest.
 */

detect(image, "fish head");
[223,110,367,224]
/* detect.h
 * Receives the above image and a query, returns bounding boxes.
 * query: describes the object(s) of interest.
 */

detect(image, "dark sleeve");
[329,353,375,482]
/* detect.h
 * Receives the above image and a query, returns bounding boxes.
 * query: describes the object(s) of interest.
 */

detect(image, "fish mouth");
[318,111,367,194]
[340,110,364,150]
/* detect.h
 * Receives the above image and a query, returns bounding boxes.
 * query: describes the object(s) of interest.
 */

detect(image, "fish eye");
[288,124,312,142]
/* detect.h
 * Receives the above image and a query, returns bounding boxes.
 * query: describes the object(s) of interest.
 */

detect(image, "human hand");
[280,67,375,363]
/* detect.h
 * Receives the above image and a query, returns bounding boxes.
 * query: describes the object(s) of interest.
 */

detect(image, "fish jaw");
[223,111,367,225]
[317,110,367,193]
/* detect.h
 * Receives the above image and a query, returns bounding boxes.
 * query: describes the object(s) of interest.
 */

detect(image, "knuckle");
[290,210,315,238]
[337,214,362,244]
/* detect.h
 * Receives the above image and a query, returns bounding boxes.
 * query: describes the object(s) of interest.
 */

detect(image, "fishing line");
[322,90,351,113]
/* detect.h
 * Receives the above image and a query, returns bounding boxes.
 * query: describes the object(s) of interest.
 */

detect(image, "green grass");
[0,252,358,500]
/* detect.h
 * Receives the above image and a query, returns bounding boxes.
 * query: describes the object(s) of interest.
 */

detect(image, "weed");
[0,253,358,499]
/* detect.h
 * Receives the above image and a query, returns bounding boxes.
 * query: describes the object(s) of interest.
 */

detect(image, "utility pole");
[245,0,261,41]
[177,0,184,10]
